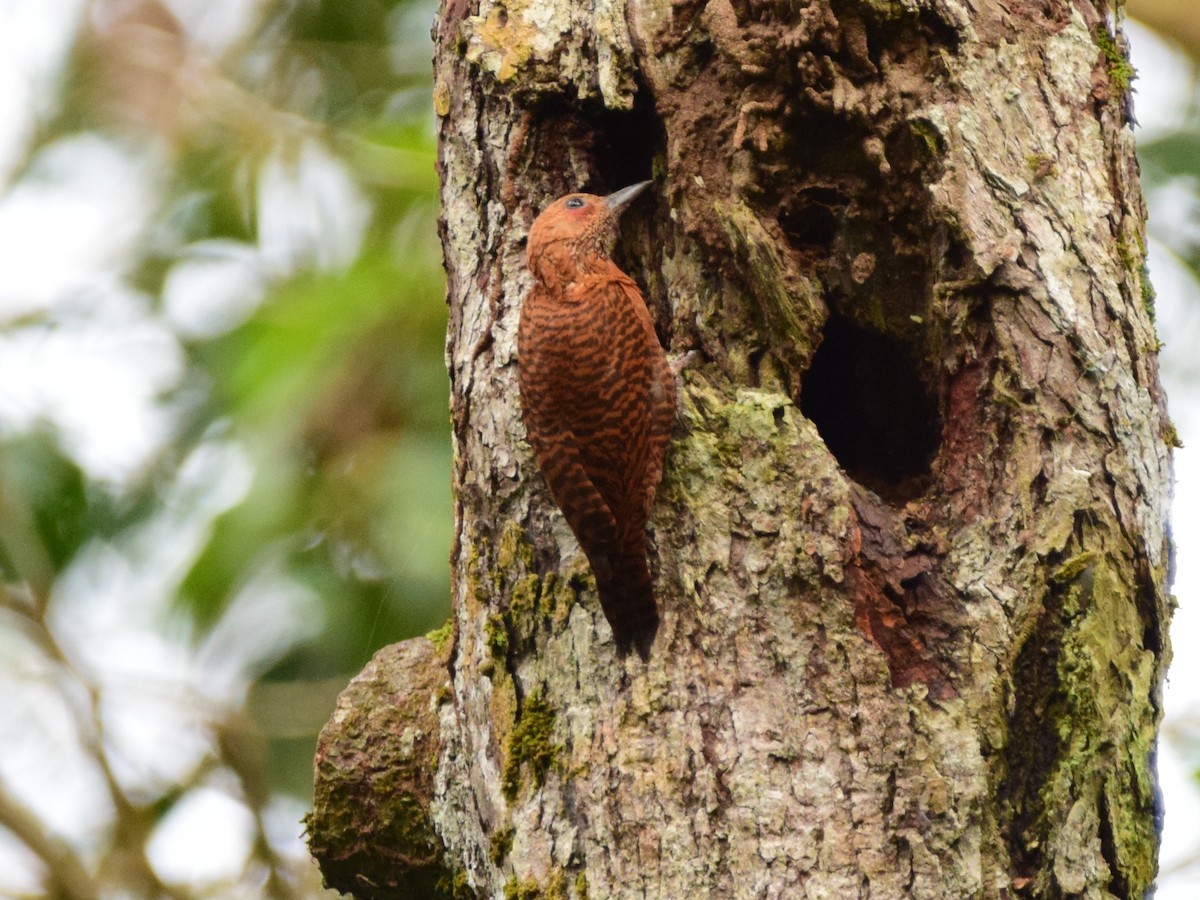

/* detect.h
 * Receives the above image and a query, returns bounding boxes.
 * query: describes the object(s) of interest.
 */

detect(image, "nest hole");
[778,186,847,252]
[800,314,941,500]
[527,93,661,197]
[521,92,671,334]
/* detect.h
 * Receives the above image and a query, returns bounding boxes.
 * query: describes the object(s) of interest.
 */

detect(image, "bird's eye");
[565,197,585,209]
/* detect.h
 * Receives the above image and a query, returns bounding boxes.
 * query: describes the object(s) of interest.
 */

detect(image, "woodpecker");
[517,181,674,658]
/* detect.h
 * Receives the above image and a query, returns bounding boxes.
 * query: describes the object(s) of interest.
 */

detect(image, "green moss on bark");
[502,692,560,800]
[489,825,515,865]
[503,877,541,900]
[1094,27,1135,95]
[1001,549,1160,897]
[426,619,454,653]
[501,871,569,900]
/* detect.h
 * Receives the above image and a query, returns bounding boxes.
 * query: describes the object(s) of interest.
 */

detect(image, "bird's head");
[526,181,652,282]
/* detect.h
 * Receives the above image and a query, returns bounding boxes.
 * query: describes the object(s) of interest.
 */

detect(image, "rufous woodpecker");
[517,181,675,659]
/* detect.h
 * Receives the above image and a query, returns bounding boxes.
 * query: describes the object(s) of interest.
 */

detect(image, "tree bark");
[309,1,1173,898]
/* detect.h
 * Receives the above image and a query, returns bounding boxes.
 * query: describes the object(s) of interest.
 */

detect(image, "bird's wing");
[610,273,676,516]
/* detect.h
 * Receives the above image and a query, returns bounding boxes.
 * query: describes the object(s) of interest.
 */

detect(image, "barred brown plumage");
[517,181,675,659]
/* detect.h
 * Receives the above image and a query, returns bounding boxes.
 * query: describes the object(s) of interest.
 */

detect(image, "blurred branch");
[4,556,305,899]
[216,716,298,900]
[83,0,321,153]
[0,778,98,900]
[1130,0,1200,61]
[4,582,194,900]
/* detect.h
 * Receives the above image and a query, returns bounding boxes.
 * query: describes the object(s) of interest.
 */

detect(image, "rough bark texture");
[309,1,1174,898]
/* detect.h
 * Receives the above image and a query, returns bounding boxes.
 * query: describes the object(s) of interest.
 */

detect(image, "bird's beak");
[604,180,653,212]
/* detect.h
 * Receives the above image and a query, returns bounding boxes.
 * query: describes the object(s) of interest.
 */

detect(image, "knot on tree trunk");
[309,636,462,899]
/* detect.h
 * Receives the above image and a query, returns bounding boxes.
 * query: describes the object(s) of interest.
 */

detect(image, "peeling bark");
[310,1,1173,897]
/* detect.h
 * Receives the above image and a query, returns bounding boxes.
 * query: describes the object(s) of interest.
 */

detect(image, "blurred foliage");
[1141,127,1200,279]
[1135,16,1200,291]
[0,432,128,579]
[0,0,446,895]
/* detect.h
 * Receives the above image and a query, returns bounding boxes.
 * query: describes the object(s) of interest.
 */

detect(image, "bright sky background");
[0,2,1198,895]
[1126,17,1200,896]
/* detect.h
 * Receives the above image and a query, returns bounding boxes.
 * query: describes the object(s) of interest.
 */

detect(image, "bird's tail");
[592,548,659,660]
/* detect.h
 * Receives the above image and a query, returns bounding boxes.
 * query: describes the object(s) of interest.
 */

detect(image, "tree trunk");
[308,1,1173,898]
